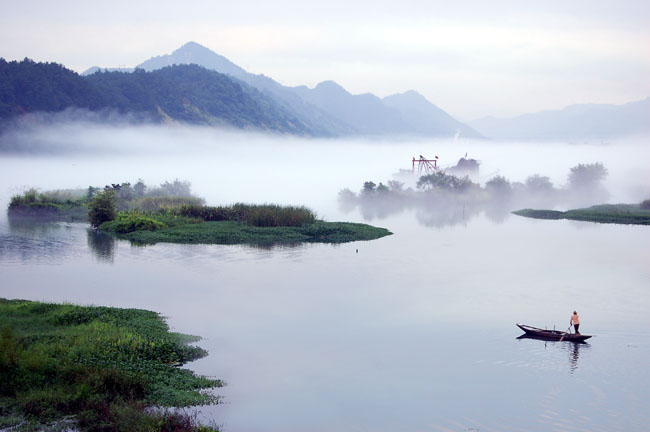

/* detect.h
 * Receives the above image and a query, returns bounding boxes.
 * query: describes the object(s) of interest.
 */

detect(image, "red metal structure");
[412,155,438,174]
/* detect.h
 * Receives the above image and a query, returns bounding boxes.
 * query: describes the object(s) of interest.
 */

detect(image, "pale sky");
[1,0,648,120]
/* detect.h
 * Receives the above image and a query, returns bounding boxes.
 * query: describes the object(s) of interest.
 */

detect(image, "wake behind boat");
[516,323,592,342]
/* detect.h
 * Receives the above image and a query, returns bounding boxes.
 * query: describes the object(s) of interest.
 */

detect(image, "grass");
[99,204,392,245]
[8,189,89,222]
[0,298,222,431]
[101,219,392,245]
[176,203,316,227]
[513,204,650,225]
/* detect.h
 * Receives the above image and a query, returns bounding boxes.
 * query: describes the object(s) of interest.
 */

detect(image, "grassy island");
[8,182,392,246]
[513,203,650,225]
[0,298,221,431]
[97,204,392,245]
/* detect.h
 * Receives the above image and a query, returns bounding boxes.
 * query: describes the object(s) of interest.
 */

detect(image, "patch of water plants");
[513,203,650,225]
[98,204,392,245]
[0,298,222,431]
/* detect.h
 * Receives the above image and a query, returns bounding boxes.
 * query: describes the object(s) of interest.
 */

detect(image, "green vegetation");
[101,219,390,245]
[99,203,390,245]
[8,179,202,225]
[7,188,88,221]
[177,203,316,227]
[513,204,650,225]
[0,298,221,431]
[88,190,117,227]
[8,182,390,245]
[0,58,310,134]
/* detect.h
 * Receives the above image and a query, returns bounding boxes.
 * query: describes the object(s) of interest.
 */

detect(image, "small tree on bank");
[88,190,117,227]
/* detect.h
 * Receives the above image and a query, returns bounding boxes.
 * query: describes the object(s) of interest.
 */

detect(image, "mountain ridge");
[130,42,479,137]
[469,97,650,140]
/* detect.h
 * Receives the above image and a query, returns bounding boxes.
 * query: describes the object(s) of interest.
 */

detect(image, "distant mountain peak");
[315,80,345,91]
[172,41,213,56]
[137,42,246,77]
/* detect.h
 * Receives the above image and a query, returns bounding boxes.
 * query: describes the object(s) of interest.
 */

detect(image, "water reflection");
[342,194,513,228]
[1,217,84,263]
[517,335,590,374]
[86,229,115,263]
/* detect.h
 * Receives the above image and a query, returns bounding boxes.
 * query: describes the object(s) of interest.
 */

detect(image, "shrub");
[102,213,168,234]
[641,199,650,210]
[88,190,117,227]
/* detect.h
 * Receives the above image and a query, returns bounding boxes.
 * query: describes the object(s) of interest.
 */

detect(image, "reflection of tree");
[483,203,512,224]
[87,229,115,263]
[415,201,481,228]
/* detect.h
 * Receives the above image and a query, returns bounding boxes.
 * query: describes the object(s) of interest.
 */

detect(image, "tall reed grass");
[176,203,316,227]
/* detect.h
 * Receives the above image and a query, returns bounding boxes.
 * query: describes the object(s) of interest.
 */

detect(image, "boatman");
[570,311,580,334]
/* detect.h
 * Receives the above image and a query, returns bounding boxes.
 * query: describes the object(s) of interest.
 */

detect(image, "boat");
[516,324,592,342]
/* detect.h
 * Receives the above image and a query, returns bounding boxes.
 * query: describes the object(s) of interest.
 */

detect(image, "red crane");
[412,155,438,174]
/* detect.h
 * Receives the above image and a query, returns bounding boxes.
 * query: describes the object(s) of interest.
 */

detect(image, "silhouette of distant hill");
[469,98,650,140]
[382,90,482,138]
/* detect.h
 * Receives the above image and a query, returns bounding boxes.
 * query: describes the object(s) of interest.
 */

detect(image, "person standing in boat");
[570,311,580,334]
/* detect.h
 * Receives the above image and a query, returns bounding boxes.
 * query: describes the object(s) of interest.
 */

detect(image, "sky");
[1,0,648,120]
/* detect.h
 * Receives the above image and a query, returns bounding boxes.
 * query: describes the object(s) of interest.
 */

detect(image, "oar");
[559,325,571,342]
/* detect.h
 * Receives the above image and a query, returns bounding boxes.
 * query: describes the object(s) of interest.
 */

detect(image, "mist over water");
[1,123,650,432]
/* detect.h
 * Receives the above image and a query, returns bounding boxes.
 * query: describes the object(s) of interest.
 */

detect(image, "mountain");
[469,98,650,140]
[292,81,410,135]
[134,42,476,137]
[136,42,354,136]
[0,58,106,117]
[137,42,247,78]
[0,58,312,134]
[382,90,482,138]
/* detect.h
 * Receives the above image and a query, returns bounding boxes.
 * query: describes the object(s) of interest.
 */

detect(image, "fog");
[1,122,649,217]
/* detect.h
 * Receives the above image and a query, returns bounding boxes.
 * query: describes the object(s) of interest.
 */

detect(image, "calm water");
[1,128,649,431]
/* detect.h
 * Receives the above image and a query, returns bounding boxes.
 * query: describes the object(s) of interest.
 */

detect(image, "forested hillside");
[0,58,312,134]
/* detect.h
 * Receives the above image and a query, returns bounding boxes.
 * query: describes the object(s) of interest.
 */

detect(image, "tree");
[417,171,476,192]
[568,163,608,190]
[133,179,146,197]
[376,182,389,193]
[154,179,192,197]
[362,181,377,195]
[525,174,554,194]
[485,176,512,197]
[387,180,404,192]
[88,190,117,227]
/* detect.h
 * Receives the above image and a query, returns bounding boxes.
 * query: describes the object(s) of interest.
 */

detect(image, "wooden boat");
[516,324,592,342]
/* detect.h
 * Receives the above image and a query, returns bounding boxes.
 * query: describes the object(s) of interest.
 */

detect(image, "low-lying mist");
[1,121,649,226]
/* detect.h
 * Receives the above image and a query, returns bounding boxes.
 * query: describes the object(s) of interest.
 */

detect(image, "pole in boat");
[559,325,572,342]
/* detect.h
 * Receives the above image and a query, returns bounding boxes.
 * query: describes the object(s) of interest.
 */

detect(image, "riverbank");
[513,203,650,225]
[0,298,221,431]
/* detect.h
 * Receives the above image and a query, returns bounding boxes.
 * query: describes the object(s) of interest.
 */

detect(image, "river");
[1,125,649,431]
